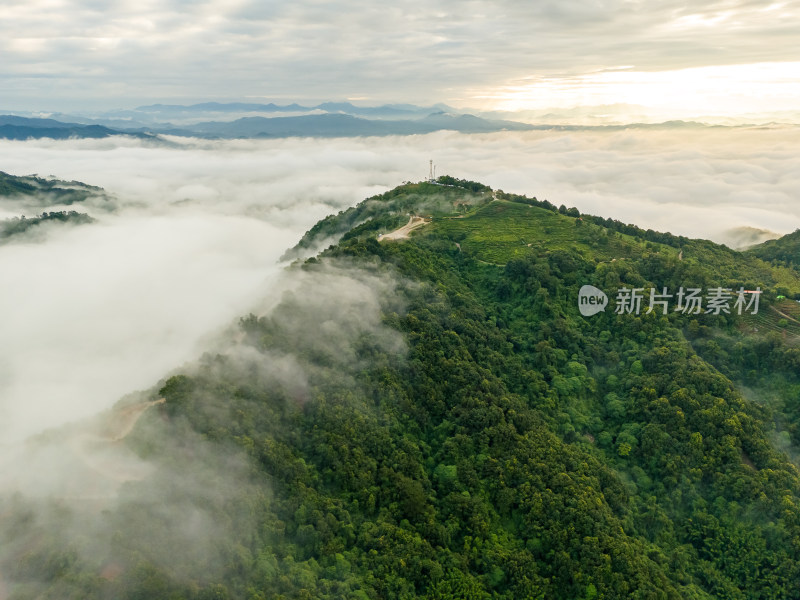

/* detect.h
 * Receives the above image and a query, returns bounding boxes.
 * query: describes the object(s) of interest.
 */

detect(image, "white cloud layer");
[1,0,799,114]
[0,127,799,442]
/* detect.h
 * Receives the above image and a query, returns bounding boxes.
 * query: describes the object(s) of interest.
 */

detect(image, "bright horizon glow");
[477,62,800,120]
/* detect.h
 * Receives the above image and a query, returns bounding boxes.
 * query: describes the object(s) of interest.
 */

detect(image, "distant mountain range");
[0,115,159,141]
[0,101,731,141]
[0,107,535,140]
[0,115,133,141]
[133,101,455,119]
[174,111,536,138]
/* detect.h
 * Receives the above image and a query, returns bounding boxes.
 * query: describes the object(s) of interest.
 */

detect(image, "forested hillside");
[748,229,800,273]
[0,211,95,242]
[4,179,800,599]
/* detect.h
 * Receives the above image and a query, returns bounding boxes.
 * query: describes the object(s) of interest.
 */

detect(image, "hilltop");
[295,177,800,298]
[5,178,800,599]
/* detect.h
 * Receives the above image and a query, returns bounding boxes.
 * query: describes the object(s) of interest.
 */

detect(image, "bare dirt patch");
[378,216,430,241]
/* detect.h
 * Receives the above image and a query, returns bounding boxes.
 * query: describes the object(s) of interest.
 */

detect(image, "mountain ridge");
[0,105,753,141]
[5,177,800,599]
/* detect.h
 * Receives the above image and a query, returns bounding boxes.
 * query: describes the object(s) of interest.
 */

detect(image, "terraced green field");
[776,299,800,317]
[740,299,800,343]
[428,199,673,265]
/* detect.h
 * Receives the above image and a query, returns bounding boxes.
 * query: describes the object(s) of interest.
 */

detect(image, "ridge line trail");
[105,398,165,442]
[68,398,165,483]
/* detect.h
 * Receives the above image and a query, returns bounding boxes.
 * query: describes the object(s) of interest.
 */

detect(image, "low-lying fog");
[1,126,799,443]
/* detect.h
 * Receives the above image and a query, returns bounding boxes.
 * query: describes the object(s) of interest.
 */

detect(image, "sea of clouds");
[1,127,799,442]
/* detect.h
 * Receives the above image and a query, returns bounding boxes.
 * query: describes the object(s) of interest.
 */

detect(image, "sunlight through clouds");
[2,0,799,116]
[479,62,800,121]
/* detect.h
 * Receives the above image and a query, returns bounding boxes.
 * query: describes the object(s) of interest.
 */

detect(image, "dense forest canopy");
[3,178,800,599]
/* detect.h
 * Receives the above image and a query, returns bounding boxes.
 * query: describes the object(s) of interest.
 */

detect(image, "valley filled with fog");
[1,126,799,443]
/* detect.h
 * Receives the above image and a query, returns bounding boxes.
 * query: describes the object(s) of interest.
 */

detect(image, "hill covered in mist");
[0,171,110,242]
[4,178,800,599]
[0,170,106,205]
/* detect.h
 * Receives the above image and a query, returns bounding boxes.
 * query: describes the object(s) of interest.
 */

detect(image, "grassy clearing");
[428,199,676,265]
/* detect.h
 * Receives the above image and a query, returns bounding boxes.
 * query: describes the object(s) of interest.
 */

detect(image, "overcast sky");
[2,0,799,117]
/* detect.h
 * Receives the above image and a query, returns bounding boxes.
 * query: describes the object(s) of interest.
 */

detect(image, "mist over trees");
[3,180,800,598]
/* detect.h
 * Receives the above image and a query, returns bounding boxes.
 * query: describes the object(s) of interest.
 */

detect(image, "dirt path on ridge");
[770,305,800,326]
[67,398,165,483]
[378,216,430,241]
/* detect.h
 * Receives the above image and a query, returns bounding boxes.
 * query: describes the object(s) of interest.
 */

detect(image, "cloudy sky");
[3,0,800,118]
